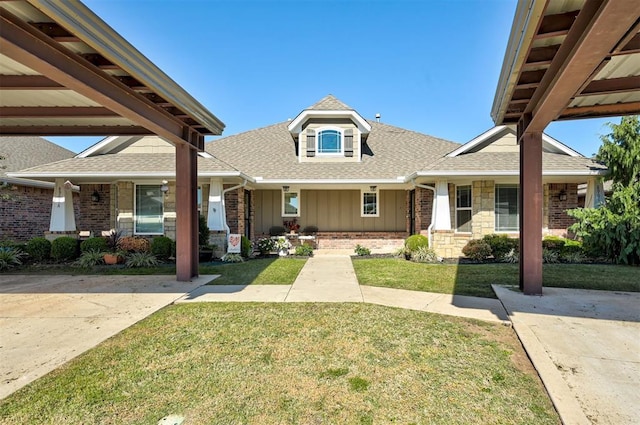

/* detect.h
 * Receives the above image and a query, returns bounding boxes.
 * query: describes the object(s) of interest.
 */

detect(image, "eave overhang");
[287,110,372,135]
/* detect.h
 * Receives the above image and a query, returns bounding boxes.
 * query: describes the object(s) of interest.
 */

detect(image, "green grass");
[352,258,640,298]
[0,303,559,424]
[201,258,306,285]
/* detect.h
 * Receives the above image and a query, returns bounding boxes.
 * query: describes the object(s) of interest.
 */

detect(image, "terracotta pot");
[103,253,122,265]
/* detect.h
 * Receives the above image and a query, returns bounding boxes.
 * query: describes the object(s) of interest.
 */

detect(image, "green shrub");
[560,250,587,264]
[80,237,108,254]
[482,234,518,259]
[50,237,78,261]
[502,248,519,263]
[151,236,174,261]
[73,250,104,268]
[241,235,252,258]
[125,252,159,268]
[119,236,150,253]
[393,246,411,260]
[199,214,210,247]
[256,238,275,255]
[269,226,286,236]
[221,253,243,263]
[0,247,25,270]
[561,239,584,256]
[410,246,439,263]
[302,225,318,235]
[26,237,51,261]
[542,236,566,252]
[354,244,371,256]
[404,234,429,252]
[294,244,314,257]
[461,239,492,262]
[542,248,560,264]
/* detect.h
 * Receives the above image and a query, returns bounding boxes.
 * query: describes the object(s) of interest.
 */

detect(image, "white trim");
[282,188,300,217]
[316,127,344,156]
[256,178,406,184]
[411,169,607,178]
[360,188,379,217]
[541,133,582,157]
[287,110,371,134]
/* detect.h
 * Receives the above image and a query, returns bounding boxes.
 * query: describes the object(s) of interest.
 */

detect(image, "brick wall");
[224,185,239,234]
[0,184,80,242]
[414,187,434,234]
[76,184,111,236]
[547,183,578,236]
[315,231,408,250]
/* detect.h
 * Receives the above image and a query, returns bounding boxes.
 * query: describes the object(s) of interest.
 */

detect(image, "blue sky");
[50,0,616,157]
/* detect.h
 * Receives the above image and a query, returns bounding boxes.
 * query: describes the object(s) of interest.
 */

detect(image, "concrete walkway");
[493,285,640,425]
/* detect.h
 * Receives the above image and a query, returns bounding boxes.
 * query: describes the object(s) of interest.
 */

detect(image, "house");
[8,95,607,256]
[0,136,76,242]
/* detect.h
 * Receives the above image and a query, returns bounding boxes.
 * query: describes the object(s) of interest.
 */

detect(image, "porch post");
[207,178,225,231]
[49,178,76,232]
[175,144,198,281]
[519,132,543,295]
[585,177,604,208]
[434,180,451,230]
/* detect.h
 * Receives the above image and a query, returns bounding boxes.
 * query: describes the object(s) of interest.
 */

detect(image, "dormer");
[287,95,371,163]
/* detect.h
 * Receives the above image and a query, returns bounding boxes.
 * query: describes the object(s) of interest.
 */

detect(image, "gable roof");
[207,120,460,182]
[307,94,353,111]
[287,95,371,135]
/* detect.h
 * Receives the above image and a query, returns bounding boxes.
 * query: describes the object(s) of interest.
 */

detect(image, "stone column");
[49,178,76,232]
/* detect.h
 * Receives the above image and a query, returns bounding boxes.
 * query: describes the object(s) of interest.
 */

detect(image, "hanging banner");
[227,234,241,253]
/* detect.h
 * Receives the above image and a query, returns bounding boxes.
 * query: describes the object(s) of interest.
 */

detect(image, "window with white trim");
[135,184,164,234]
[282,189,300,217]
[456,185,472,232]
[495,184,519,232]
[361,188,379,217]
[317,128,342,155]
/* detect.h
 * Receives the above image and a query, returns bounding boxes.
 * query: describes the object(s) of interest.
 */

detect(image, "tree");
[596,115,640,186]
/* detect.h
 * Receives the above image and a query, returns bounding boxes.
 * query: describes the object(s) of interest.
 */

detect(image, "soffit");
[0,0,224,147]
[492,0,640,130]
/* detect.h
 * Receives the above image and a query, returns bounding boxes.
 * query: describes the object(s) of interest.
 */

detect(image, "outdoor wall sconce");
[559,189,567,201]
[160,180,169,195]
[282,185,290,192]
[369,185,377,192]
[91,190,100,203]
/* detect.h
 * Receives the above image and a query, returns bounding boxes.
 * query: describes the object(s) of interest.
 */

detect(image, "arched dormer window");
[317,128,342,155]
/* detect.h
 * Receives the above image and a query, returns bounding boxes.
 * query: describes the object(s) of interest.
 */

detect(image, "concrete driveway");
[493,285,640,425]
[0,274,211,399]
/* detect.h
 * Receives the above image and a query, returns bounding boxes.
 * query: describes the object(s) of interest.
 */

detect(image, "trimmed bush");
[26,237,51,261]
[269,226,286,236]
[80,237,108,254]
[462,239,492,262]
[354,244,371,256]
[482,234,518,259]
[405,234,429,252]
[51,237,79,261]
[542,236,566,252]
[302,225,318,235]
[199,214,210,247]
[294,244,314,256]
[241,235,252,258]
[119,236,150,253]
[151,236,174,261]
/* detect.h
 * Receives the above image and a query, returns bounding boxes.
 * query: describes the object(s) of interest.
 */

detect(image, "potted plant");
[283,218,300,234]
[274,236,291,256]
[103,229,125,265]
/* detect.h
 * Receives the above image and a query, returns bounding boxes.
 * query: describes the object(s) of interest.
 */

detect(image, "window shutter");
[344,128,353,157]
[306,129,316,157]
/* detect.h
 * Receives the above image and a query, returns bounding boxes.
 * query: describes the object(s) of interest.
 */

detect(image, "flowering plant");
[283,218,300,232]
[274,236,291,252]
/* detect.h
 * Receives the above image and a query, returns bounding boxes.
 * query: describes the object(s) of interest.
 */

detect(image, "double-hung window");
[495,185,519,232]
[135,184,164,234]
[456,185,472,232]
[282,189,300,217]
[361,188,379,217]
[317,129,342,155]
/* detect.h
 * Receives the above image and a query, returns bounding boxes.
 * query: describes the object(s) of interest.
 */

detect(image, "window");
[495,185,519,232]
[456,185,472,232]
[361,189,379,217]
[317,129,342,154]
[282,189,299,217]
[135,184,164,234]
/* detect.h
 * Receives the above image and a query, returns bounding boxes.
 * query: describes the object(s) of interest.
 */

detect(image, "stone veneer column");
[471,180,495,239]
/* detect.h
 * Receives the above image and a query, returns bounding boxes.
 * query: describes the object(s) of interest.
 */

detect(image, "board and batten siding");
[253,189,406,234]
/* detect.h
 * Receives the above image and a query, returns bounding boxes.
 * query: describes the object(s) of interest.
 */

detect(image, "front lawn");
[352,258,640,298]
[0,303,559,424]
[201,257,307,285]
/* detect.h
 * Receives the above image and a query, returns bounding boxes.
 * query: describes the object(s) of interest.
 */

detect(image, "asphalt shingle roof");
[307,94,353,111]
[0,136,75,177]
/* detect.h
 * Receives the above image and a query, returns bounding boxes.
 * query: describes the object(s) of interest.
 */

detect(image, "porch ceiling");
[0,0,224,148]
[492,0,640,133]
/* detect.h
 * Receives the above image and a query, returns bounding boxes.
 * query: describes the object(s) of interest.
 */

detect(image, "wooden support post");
[519,131,543,295]
[175,143,198,281]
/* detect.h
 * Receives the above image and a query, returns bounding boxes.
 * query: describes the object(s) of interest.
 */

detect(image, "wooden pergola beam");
[0,125,152,135]
[0,75,65,89]
[578,75,640,96]
[559,101,640,119]
[0,106,118,117]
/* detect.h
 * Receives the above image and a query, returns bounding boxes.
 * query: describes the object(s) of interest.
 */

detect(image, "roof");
[492,0,640,131]
[207,119,460,182]
[287,94,371,134]
[12,153,245,183]
[0,0,224,148]
[307,94,353,111]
